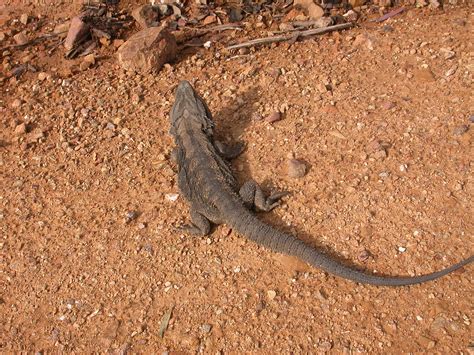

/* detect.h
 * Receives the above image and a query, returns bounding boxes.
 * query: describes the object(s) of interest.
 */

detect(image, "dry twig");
[226,22,354,51]
[0,31,66,52]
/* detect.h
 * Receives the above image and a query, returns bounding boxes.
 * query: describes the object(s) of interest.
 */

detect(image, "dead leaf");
[158,307,174,338]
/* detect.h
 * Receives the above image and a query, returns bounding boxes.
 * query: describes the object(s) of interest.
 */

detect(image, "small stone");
[131,93,141,105]
[138,223,146,229]
[13,32,28,45]
[165,193,179,202]
[469,115,474,124]
[439,48,455,60]
[202,15,217,26]
[416,0,428,7]
[84,54,95,65]
[399,164,408,172]
[267,290,277,300]
[358,249,371,262]
[14,123,27,135]
[20,14,29,25]
[11,99,22,108]
[429,0,440,8]
[106,122,116,130]
[64,16,90,51]
[343,10,358,22]
[201,324,212,333]
[453,125,468,136]
[117,27,177,73]
[353,33,375,50]
[445,67,457,77]
[366,141,383,154]
[398,246,406,253]
[377,0,392,6]
[287,159,307,178]
[294,0,324,19]
[125,210,139,222]
[265,111,282,123]
[0,32,5,41]
[38,72,48,81]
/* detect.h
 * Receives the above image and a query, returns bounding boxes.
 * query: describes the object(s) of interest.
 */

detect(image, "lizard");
[169,80,473,286]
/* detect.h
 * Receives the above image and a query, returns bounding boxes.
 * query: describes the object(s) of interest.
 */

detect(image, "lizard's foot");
[215,141,246,159]
[239,180,289,212]
[175,210,211,236]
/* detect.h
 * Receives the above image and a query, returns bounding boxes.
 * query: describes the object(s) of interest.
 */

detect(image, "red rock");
[202,15,217,25]
[13,32,28,45]
[294,0,324,20]
[117,27,177,73]
[64,16,90,51]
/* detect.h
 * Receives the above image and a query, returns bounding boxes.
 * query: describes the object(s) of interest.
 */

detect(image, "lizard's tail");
[229,208,473,286]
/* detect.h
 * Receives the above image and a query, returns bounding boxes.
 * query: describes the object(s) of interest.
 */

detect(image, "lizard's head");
[170,80,215,137]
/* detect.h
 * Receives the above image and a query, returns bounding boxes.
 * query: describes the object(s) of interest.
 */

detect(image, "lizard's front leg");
[177,208,211,236]
[239,180,288,212]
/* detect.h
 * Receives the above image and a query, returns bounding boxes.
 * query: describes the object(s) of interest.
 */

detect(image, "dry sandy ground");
[1,1,473,353]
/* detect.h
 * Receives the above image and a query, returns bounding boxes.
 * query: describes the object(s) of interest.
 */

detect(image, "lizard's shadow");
[209,83,369,275]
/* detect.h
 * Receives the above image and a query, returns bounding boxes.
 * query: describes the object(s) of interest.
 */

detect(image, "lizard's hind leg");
[215,141,245,159]
[177,209,211,236]
[239,180,288,212]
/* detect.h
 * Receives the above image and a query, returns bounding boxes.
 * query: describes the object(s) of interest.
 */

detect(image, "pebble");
[11,99,22,108]
[83,54,95,65]
[20,14,29,25]
[398,246,406,253]
[106,122,116,130]
[358,249,371,262]
[37,72,48,81]
[267,290,277,300]
[445,67,457,77]
[287,159,307,178]
[399,164,408,172]
[265,111,282,124]
[453,125,468,136]
[131,93,141,105]
[165,193,179,202]
[125,210,139,222]
[439,48,455,60]
[201,324,212,333]
[13,32,28,45]
[14,123,27,135]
